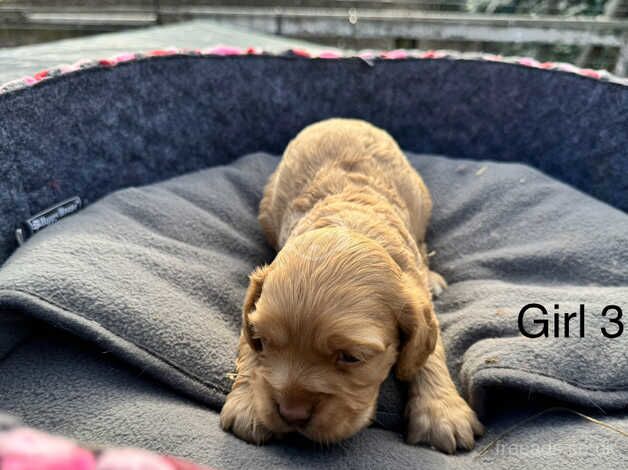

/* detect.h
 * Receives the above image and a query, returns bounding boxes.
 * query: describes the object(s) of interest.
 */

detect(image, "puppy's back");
[259,119,431,249]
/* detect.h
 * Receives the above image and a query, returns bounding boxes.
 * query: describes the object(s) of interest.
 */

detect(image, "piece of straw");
[476,406,628,458]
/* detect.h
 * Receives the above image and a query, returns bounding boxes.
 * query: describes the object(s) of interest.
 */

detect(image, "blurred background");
[0,0,626,75]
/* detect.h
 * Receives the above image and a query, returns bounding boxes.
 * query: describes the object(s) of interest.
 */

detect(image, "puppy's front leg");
[406,335,484,453]
[220,336,272,444]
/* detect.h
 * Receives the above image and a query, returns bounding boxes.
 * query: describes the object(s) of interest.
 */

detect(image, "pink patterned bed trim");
[0,45,626,95]
[0,427,215,470]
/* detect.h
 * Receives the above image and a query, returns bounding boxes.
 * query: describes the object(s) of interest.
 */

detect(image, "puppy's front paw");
[406,393,484,454]
[220,387,272,445]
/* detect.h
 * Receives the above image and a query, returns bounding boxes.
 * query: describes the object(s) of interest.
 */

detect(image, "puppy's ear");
[242,264,270,351]
[394,274,438,381]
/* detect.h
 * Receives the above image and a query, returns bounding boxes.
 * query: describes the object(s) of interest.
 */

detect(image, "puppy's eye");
[337,351,361,365]
[252,337,265,352]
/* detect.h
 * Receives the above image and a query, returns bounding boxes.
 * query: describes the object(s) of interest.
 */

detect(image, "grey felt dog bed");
[0,151,626,446]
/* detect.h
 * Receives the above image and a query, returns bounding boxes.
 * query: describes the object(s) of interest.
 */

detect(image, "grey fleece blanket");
[0,152,627,440]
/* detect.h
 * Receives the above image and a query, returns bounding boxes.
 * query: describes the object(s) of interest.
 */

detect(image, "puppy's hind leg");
[419,242,448,298]
[428,271,447,298]
[405,335,483,454]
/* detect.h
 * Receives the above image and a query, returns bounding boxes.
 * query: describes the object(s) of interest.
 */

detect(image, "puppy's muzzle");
[276,400,313,427]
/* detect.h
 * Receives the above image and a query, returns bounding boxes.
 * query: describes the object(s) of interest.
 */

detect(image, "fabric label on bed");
[0,152,626,417]
[15,196,83,245]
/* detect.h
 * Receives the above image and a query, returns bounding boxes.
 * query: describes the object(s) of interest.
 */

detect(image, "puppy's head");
[241,228,437,443]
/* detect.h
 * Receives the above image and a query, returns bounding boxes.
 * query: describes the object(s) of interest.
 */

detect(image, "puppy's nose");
[277,401,312,427]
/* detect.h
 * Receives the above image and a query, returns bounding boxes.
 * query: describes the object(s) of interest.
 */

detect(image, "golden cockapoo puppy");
[220,119,483,453]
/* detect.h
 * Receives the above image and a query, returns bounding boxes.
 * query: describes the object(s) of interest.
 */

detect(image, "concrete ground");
[0,19,331,83]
